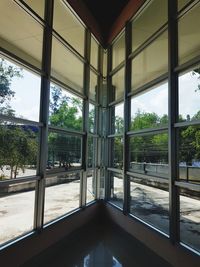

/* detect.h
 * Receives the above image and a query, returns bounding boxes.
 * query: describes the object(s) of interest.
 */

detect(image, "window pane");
[0,123,38,179]
[89,70,98,101]
[0,0,43,68]
[179,67,200,122]
[179,126,200,183]
[178,3,200,65]
[130,177,169,234]
[103,51,107,77]
[132,0,168,51]
[130,82,168,131]
[129,133,168,178]
[91,37,98,69]
[23,0,45,18]
[109,172,123,209]
[49,84,83,131]
[0,181,35,245]
[180,188,200,252]
[0,57,41,121]
[44,173,80,224]
[131,31,168,90]
[178,0,191,11]
[112,33,125,69]
[110,137,123,169]
[47,132,82,172]
[53,0,85,55]
[89,103,96,133]
[111,68,124,102]
[88,137,96,168]
[111,103,124,134]
[86,170,96,203]
[51,37,84,93]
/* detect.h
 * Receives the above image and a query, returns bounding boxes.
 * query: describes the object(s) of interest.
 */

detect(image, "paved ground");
[0,176,199,253]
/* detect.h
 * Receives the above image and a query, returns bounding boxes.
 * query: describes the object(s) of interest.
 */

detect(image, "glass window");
[111,68,125,102]
[111,103,124,134]
[180,188,200,252]
[103,50,107,77]
[129,133,168,178]
[89,103,96,133]
[130,82,168,131]
[0,0,43,69]
[179,126,200,183]
[110,137,123,169]
[49,84,83,131]
[86,170,96,203]
[91,37,98,69]
[0,57,41,121]
[132,0,168,51]
[130,176,169,234]
[88,137,96,168]
[109,172,123,209]
[89,70,98,102]
[112,33,125,69]
[51,37,84,93]
[178,3,200,65]
[0,181,35,245]
[44,173,80,224]
[0,123,38,180]
[53,0,85,55]
[23,0,45,18]
[131,31,168,90]
[178,0,191,11]
[179,67,200,122]
[47,132,82,172]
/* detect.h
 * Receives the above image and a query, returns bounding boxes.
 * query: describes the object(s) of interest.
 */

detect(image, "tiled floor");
[22,222,172,267]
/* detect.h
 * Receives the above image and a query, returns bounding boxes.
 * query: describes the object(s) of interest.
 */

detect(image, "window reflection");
[131,82,168,131]
[47,132,82,172]
[111,103,124,134]
[49,84,83,131]
[129,133,168,178]
[110,137,123,169]
[0,57,41,121]
[0,182,35,245]
[44,173,80,224]
[86,170,96,203]
[109,173,123,209]
[179,67,200,122]
[179,126,200,183]
[130,177,169,234]
[89,103,96,133]
[111,68,124,102]
[0,122,38,179]
[180,188,200,252]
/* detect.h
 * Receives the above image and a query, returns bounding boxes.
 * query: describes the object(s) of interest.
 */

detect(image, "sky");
[1,58,200,122]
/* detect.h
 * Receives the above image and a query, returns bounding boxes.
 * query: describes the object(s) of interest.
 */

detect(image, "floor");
[22,222,172,267]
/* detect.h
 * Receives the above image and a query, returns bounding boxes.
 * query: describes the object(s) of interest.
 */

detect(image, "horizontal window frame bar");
[107,167,123,175]
[109,61,125,76]
[0,47,43,77]
[128,73,168,98]
[179,242,200,257]
[0,114,43,127]
[129,23,168,61]
[175,56,200,74]
[52,30,86,64]
[127,171,169,184]
[177,0,200,20]
[107,133,123,138]
[174,120,200,128]
[48,125,85,136]
[88,133,100,138]
[46,168,83,178]
[108,98,124,107]
[0,175,40,186]
[90,65,100,76]
[175,181,200,192]
[127,126,168,136]
[107,200,123,211]
[14,0,45,27]
[50,76,86,99]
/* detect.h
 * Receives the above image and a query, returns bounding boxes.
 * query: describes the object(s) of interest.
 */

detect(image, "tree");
[0,59,22,115]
